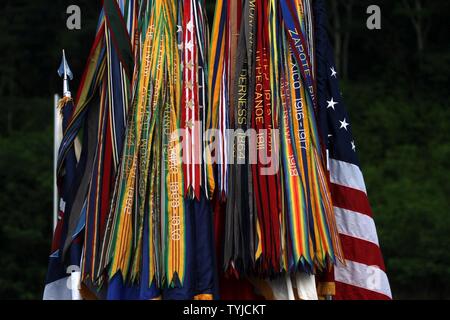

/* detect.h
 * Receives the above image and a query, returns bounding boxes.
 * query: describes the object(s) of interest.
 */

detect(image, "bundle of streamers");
[98,0,214,289]
[48,0,346,300]
[209,0,343,277]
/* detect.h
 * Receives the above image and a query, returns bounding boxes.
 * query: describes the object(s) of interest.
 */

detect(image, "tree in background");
[329,0,354,80]
[400,0,431,57]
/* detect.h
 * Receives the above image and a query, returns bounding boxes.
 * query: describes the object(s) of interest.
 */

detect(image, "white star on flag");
[186,120,194,128]
[186,41,194,52]
[339,118,350,130]
[187,20,194,32]
[186,100,195,110]
[351,140,356,151]
[177,25,183,33]
[331,67,337,78]
[186,81,194,90]
[186,61,194,70]
[327,97,338,110]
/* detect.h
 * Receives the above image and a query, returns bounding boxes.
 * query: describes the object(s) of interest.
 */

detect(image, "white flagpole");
[53,49,73,234]
[53,93,60,233]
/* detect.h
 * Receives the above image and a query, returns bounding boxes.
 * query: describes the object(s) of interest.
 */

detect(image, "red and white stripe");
[329,158,392,300]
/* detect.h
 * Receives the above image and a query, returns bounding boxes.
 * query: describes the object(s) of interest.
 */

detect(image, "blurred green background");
[0,0,449,299]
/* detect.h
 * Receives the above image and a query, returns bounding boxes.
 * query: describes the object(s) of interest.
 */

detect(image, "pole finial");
[57,49,73,98]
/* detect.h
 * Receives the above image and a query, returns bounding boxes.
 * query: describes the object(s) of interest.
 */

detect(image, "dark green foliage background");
[0,0,448,299]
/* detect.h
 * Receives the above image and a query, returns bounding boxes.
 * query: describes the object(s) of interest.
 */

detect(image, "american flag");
[314,0,392,300]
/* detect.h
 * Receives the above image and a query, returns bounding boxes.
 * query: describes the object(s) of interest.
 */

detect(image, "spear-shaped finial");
[57,49,74,98]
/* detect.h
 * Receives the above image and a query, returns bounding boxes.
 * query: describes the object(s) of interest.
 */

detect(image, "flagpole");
[53,93,60,233]
[53,49,73,234]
